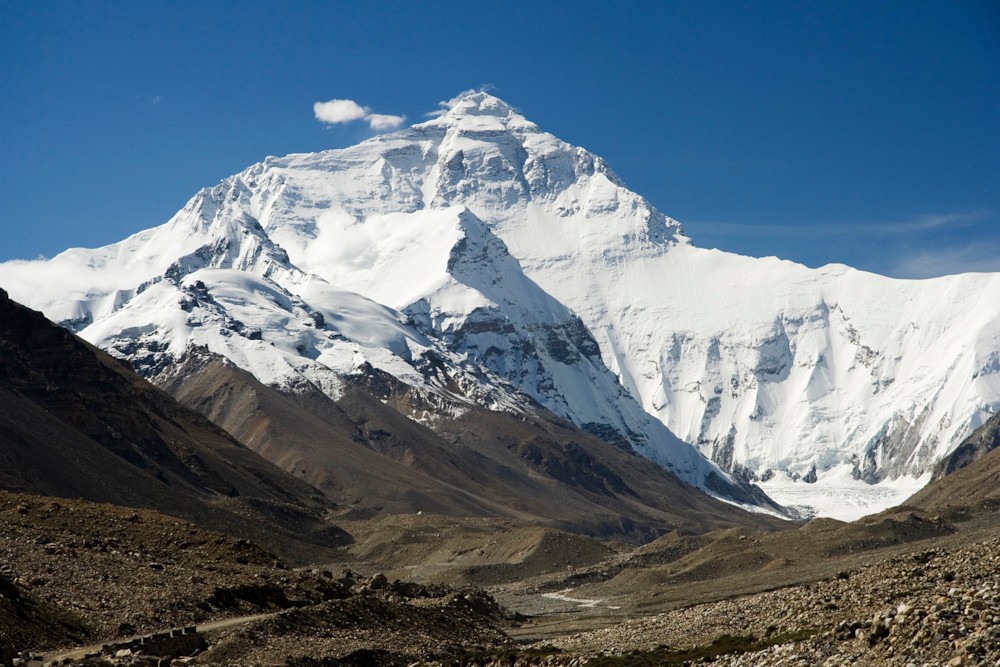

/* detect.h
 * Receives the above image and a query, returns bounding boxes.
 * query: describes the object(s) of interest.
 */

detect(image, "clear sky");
[2,0,998,277]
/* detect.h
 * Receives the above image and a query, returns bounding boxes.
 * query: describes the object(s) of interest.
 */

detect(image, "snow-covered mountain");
[3,91,998,517]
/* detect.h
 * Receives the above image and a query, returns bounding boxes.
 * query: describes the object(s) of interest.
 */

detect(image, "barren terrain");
[4,481,1000,666]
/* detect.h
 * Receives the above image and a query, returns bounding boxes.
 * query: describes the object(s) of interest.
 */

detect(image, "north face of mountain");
[249,92,1000,506]
[2,91,998,515]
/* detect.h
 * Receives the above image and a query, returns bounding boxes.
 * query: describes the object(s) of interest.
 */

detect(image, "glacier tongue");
[2,89,999,517]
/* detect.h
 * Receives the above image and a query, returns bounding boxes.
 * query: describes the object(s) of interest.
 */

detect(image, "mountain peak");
[443,90,515,117]
[418,90,536,134]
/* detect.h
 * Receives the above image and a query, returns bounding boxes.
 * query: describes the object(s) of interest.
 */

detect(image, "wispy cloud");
[891,242,1000,279]
[313,98,406,132]
[867,211,989,234]
[687,210,992,240]
[684,210,997,278]
[134,94,163,106]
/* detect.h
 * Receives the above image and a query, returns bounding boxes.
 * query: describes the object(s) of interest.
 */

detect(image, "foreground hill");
[0,491,510,665]
[1,284,784,549]
[0,288,346,563]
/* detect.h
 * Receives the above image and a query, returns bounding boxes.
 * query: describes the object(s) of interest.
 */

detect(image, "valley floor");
[517,533,1000,666]
[5,491,1000,667]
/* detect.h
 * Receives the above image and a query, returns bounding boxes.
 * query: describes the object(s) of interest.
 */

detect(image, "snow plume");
[313,99,405,131]
[307,210,377,271]
[0,251,156,323]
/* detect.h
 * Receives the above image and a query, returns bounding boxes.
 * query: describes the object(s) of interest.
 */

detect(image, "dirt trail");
[32,612,278,665]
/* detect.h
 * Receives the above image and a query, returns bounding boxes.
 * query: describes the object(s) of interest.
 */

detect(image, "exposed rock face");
[903,411,1000,514]
[932,410,1000,480]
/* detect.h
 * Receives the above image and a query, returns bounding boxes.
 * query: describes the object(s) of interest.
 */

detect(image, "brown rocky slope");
[0,288,347,563]
[162,352,789,543]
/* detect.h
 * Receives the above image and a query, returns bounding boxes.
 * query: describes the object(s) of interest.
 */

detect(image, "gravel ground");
[0,493,307,647]
[6,489,1000,667]
[0,492,513,666]
[527,536,1000,666]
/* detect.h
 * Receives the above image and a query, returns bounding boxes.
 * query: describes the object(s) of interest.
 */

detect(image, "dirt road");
[31,611,277,665]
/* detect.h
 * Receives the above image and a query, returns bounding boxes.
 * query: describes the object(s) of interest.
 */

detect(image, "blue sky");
[2,0,998,277]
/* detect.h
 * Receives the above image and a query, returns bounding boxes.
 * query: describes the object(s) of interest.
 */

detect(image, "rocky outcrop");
[932,410,1000,480]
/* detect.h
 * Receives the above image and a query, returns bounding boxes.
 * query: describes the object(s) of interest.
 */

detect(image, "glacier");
[2,90,998,518]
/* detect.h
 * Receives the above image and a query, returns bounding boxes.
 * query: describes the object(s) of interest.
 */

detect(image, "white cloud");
[365,113,406,131]
[0,252,160,319]
[313,99,369,125]
[313,98,407,132]
[869,211,989,234]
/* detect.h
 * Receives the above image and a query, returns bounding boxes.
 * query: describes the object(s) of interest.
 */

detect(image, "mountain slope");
[247,93,1000,506]
[2,91,997,515]
[161,352,784,540]
[0,288,346,562]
